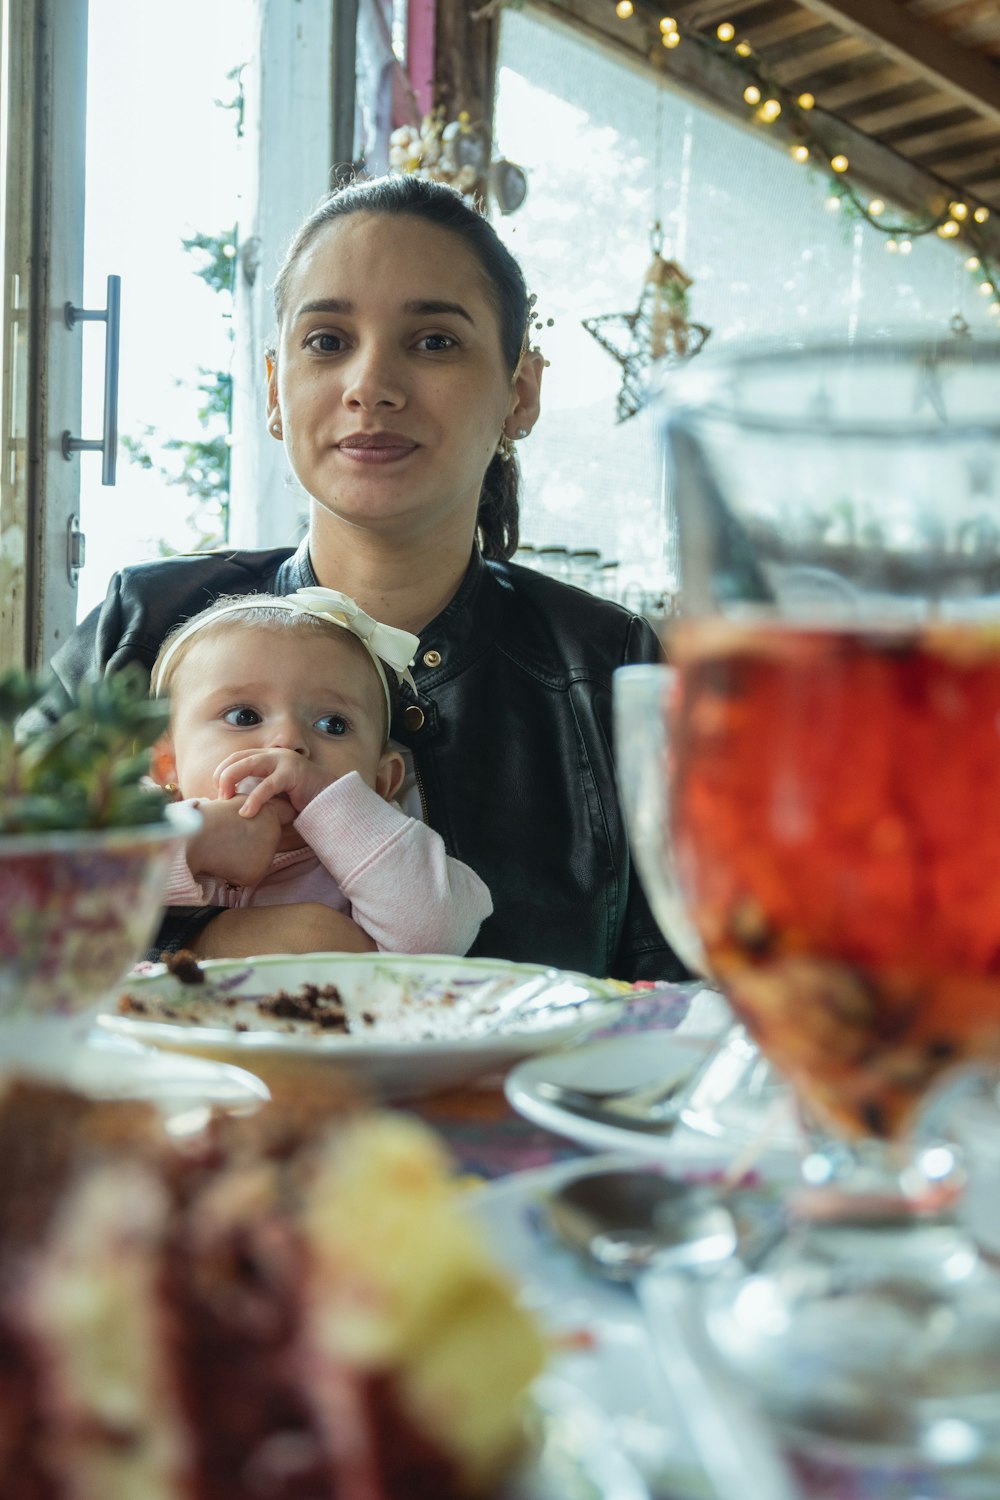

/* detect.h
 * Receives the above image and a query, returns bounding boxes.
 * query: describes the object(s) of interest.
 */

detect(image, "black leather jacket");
[47,540,685,982]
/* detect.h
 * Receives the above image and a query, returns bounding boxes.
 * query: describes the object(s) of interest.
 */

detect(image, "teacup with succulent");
[0,668,199,1027]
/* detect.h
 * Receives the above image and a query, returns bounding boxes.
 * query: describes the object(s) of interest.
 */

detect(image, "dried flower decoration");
[522,291,554,367]
[389,109,528,214]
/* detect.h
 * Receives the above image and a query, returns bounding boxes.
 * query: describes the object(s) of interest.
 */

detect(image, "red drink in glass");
[670,618,1000,1140]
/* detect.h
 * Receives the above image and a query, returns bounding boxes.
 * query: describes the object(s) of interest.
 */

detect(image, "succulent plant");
[0,667,170,834]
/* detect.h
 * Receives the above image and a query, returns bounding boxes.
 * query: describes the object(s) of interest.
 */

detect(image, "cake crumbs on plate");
[160,949,205,985]
[258,984,348,1032]
[117,979,352,1036]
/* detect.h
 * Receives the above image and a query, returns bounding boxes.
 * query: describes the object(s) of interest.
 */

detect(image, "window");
[77,0,247,621]
[493,5,993,614]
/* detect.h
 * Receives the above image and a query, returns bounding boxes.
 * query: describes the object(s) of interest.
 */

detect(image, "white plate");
[465,1156,713,1500]
[0,1026,269,1121]
[506,1031,806,1175]
[98,952,616,1101]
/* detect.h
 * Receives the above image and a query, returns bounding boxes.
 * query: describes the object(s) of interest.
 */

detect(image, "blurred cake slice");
[0,1079,543,1498]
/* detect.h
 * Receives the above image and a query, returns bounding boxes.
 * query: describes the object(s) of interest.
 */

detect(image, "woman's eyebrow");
[294,296,475,324]
[296,298,352,318]
[401,299,474,324]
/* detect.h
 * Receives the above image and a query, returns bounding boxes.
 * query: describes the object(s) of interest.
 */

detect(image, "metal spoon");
[534,1070,691,1123]
[547,1168,799,1500]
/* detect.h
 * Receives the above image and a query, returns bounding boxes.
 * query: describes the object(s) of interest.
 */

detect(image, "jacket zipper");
[400,669,429,823]
[414,760,430,824]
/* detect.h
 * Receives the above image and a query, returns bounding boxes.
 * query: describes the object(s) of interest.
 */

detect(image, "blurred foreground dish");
[0,1076,543,1499]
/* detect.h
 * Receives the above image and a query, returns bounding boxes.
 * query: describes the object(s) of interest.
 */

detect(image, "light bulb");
[886,238,898,252]
[966,256,981,270]
[949,201,969,220]
[759,98,781,122]
[743,84,761,105]
[980,281,993,296]
[830,154,849,173]
[615,0,633,17]
[716,21,735,41]
[937,220,960,238]
[735,40,752,56]
[662,28,680,46]
[797,92,815,110]
[659,15,676,30]
[975,206,990,223]
[791,144,809,163]
[898,239,912,255]
[825,195,841,212]
[868,198,885,216]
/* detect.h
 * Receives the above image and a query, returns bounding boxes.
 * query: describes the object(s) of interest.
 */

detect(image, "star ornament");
[583,253,711,422]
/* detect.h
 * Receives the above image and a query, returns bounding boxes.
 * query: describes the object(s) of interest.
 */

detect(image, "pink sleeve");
[294,773,493,955]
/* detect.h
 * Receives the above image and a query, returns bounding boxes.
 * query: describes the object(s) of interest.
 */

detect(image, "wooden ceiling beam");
[769,33,868,85]
[896,114,1000,157]
[790,0,1000,127]
[675,0,766,24]
[959,20,1000,59]
[909,0,997,20]
[909,0,1000,39]
[852,88,960,134]
[958,173,1000,202]
[932,141,1000,178]
[818,62,910,110]
[739,10,824,47]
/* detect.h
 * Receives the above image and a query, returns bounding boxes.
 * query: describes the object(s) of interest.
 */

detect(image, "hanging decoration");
[606,4,1000,318]
[583,227,711,422]
[388,108,528,213]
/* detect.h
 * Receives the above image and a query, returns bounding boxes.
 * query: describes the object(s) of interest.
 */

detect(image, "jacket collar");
[274,542,497,679]
[274,538,317,594]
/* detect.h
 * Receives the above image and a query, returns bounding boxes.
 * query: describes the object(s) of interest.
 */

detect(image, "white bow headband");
[151,587,419,719]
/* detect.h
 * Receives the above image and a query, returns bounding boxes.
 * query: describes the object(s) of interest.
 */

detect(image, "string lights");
[608,3,1000,314]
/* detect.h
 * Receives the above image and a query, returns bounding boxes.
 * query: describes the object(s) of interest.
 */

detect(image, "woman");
[44,174,682,982]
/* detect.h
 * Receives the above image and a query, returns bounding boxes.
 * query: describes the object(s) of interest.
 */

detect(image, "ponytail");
[477,453,521,561]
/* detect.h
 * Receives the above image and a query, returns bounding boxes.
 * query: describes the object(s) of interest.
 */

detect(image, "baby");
[149,587,492,955]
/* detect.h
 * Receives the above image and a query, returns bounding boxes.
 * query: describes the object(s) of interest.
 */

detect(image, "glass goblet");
[613,664,795,1150]
[656,338,1000,1474]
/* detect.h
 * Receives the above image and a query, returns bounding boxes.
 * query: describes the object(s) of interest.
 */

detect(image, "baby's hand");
[186,796,292,887]
[214,747,334,817]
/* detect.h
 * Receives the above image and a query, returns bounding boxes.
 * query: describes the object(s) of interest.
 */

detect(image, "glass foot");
[701,1213,1000,1481]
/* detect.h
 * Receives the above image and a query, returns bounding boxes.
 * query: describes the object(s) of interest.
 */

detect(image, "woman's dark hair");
[272,175,529,561]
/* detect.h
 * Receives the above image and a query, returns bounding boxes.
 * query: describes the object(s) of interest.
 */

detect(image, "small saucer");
[0,1025,269,1122]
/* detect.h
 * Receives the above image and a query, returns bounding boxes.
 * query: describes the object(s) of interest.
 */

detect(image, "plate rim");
[99,950,617,1059]
[504,1030,721,1159]
[66,1031,273,1111]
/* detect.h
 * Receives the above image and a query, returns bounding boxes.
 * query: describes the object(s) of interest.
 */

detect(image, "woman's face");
[268,213,540,543]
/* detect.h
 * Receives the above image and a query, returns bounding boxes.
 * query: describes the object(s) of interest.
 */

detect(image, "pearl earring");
[515,427,529,439]
[270,416,283,438]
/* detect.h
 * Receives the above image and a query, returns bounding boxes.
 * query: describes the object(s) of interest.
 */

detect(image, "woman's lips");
[337,435,417,465]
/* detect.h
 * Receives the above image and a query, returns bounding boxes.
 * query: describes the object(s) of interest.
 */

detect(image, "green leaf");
[0,666,171,833]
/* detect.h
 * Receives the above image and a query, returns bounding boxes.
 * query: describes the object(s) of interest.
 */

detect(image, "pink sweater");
[164,771,492,956]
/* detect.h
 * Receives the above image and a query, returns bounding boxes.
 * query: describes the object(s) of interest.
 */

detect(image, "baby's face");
[166,625,389,800]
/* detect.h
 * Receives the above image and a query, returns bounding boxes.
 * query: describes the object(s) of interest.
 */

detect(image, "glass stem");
[793,1134,962,1224]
